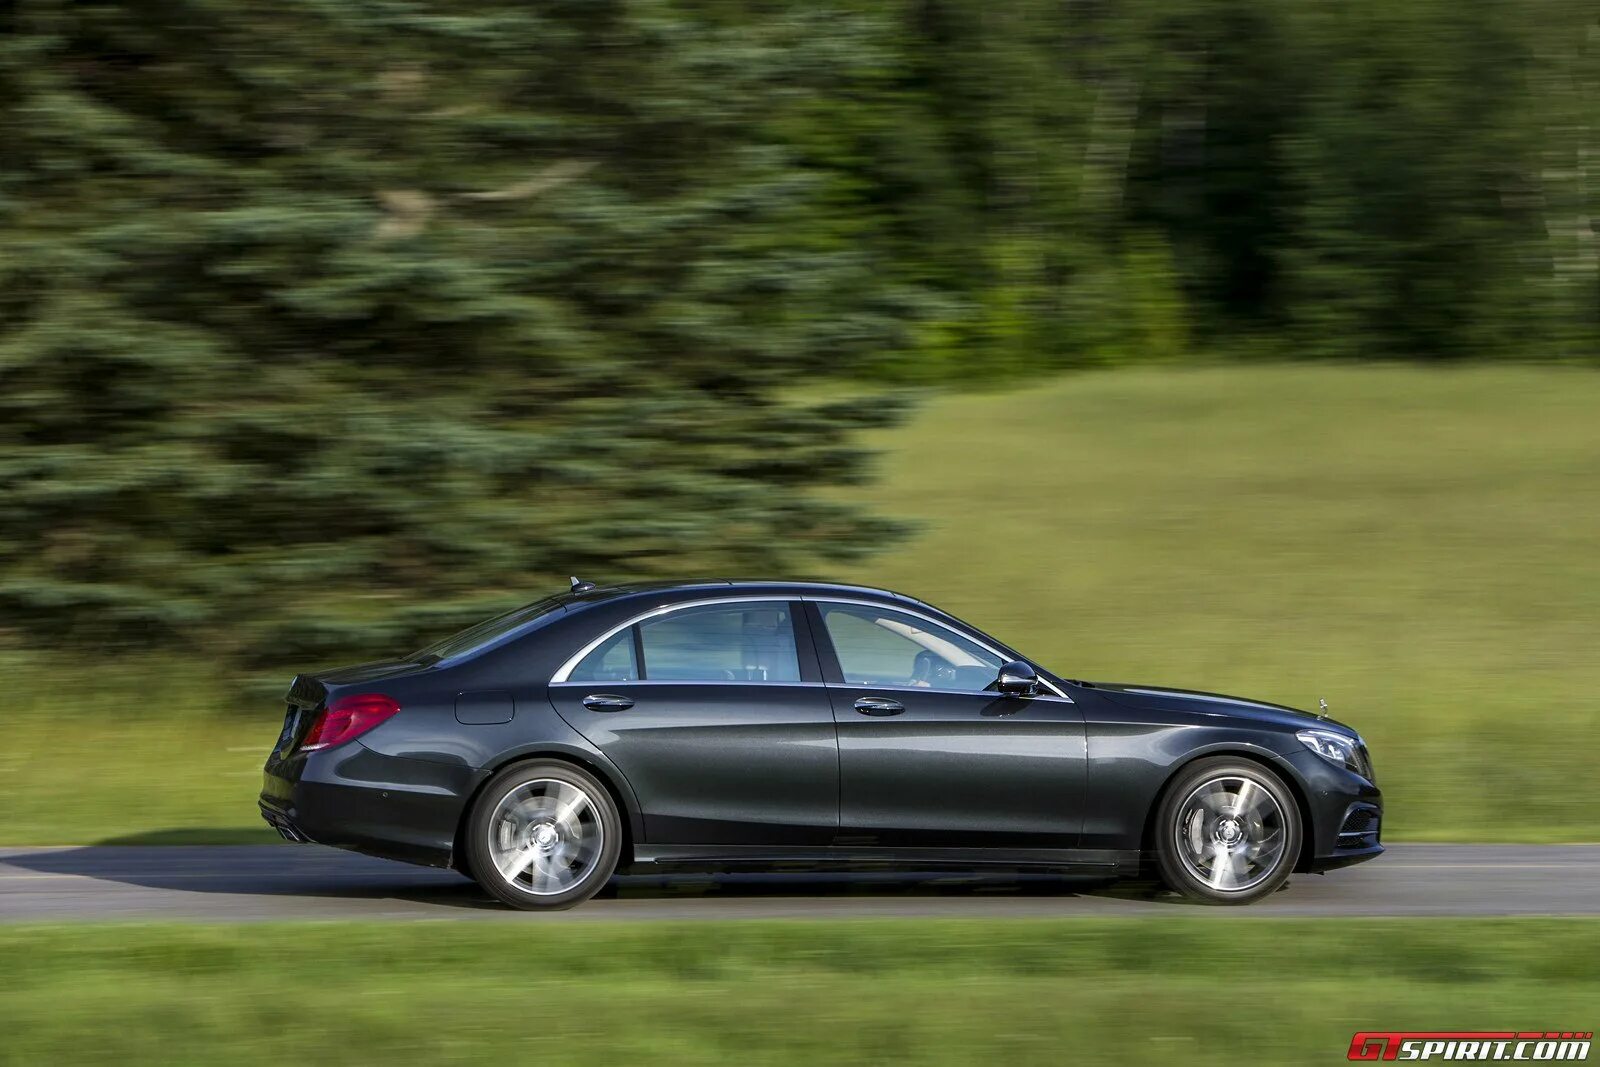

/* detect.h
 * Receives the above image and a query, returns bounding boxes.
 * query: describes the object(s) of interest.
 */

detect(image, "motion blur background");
[2,1,1599,1062]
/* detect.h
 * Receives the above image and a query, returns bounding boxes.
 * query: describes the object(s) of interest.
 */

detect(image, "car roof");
[417,579,963,669]
[548,579,1027,668]
[563,578,925,608]
[437,577,1025,672]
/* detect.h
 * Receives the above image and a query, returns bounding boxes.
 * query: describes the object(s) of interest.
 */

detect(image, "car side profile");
[260,579,1383,909]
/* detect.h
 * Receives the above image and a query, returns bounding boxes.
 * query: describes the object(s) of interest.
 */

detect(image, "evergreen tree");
[1280,0,1556,360]
[3,0,1598,670]
[0,1,911,666]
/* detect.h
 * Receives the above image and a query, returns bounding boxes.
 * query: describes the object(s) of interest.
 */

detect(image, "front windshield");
[413,595,568,661]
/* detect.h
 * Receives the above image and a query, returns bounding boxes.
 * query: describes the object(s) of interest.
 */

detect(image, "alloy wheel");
[1172,774,1289,893]
[487,778,605,896]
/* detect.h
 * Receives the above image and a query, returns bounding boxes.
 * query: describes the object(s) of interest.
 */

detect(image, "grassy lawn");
[839,365,1600,841]
[0,655,277,844]
[1,365,1596,843]
[1,919,1596,1065]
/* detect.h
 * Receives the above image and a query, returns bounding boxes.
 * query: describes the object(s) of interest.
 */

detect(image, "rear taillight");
[300,693,401,752]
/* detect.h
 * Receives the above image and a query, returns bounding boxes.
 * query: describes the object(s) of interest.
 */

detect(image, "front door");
[549,599,838,846]
[809,600,1086,849]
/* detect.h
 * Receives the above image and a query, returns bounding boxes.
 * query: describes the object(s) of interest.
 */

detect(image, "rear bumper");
[260,741,482,869]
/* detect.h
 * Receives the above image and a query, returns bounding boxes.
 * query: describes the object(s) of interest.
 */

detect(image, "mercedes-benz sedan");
[260,579,1382,909]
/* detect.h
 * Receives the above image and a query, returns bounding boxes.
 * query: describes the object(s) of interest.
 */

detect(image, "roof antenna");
[569,576,597,593]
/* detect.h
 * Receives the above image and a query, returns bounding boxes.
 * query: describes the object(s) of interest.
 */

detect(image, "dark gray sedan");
[261,579,1382,909]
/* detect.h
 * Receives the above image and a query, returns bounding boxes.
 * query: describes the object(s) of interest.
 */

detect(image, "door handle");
[581,694,635,712]
[853,696,905,716]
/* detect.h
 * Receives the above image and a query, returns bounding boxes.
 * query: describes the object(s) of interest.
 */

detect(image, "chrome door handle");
[581,694,635,712]
[853,696,905,716]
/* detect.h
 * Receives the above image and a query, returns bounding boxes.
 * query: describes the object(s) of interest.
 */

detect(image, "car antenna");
[570,576,597,593]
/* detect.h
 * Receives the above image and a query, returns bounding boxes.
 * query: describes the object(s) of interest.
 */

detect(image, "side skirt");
[628,845,1140,875]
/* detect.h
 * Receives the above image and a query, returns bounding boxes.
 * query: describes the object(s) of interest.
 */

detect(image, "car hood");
[1087,682,1356,735]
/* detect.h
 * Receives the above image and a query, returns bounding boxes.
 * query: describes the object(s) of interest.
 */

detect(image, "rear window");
[413,595,568,660]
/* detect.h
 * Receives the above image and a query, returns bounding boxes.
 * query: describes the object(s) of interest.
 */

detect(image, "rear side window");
[638,603,800,683]
[567,628,638,683]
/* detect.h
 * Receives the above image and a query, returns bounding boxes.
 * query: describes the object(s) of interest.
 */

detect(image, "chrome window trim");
[550,596,798,685]
[549,593,1071,701]
[822,681,1071,702]
[550,679,826,689]
[809,598,1071,702]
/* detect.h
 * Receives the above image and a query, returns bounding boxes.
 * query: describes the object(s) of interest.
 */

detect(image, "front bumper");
[260,741,482,869]
[1283,748,1384,871]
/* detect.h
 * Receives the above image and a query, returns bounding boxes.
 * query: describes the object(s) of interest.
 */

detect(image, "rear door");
[810,599,1086,849]
[548,599,838,846]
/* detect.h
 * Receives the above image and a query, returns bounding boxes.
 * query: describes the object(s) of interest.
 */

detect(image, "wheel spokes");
[1210,844,1250,888]
[1232,780,1256,817]
[1175,775,1287,894]
[487,778,603,896]
[499,845,539,882]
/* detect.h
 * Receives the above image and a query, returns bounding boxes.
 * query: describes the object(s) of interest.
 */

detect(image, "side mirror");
[996,660,1040,698]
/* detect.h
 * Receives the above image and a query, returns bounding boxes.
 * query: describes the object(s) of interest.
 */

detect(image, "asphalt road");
[1,844,1596,921]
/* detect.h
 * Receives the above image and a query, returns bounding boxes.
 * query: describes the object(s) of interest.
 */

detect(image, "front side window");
[637,603,801,682]
[820,603,1002,691]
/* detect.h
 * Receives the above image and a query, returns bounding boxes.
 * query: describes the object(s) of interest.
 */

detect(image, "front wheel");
[1154,758,1301,905]
[465,760,621,910]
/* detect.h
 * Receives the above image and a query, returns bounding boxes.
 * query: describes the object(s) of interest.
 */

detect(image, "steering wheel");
[910,649,957,688]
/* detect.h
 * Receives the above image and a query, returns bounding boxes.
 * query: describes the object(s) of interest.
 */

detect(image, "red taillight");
[300,693,401,752]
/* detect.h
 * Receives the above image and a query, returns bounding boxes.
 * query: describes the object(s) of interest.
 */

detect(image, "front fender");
[1079,702,1316,850]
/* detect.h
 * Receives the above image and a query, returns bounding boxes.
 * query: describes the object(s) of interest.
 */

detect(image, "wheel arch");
[452,746,641,873]
[1140,746,1317,875]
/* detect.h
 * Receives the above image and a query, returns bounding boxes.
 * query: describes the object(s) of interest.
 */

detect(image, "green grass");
[1,919,1595,1065]
[836,365,1600,841]
[1,364,1597,843]
[0,654,277,844]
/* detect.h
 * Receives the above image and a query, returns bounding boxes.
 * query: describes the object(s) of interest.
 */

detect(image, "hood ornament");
[1318,697,1329,718]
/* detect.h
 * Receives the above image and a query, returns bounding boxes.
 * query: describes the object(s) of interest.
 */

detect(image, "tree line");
[1,1,1594,667]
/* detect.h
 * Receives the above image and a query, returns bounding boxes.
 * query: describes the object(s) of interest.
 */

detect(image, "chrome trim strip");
[549,593,1071,701]
[804,596,1070,701]
[550,679,826,689]
[550,596,797,684]
[548,678,1064,701]
[824,681,1071,703]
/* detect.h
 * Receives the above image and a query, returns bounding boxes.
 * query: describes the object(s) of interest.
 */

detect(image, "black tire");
[1154,757,1301,905]
[465,760,622,910]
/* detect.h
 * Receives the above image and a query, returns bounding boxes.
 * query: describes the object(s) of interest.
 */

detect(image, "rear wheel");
[1154,757,1301,905]
[465,760,621,910]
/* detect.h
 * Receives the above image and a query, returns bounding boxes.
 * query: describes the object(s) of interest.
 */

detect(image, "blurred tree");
[0,0,912,666]
[846,0,1597,372]
[1278,0,1557,360]
[1524,1,1600,357]
[2,0,1598,671]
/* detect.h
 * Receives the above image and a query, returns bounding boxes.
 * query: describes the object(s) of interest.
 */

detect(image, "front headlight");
[1296,729,1370,778]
